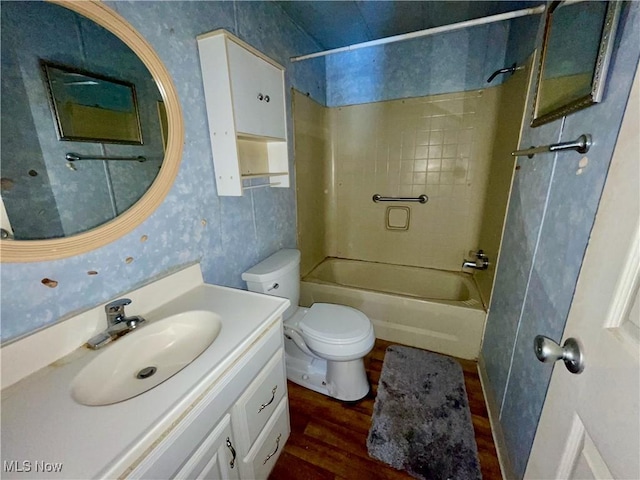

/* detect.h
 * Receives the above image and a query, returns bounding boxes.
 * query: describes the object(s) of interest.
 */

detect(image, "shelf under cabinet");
[237,137,288,190]
[241,172,288,179]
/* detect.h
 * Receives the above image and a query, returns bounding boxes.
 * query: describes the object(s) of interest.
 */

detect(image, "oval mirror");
[0,0,183,262]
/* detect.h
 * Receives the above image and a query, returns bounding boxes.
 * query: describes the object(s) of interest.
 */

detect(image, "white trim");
[291,5,546,62]
[604,224,640,328]
[555,413,585,479]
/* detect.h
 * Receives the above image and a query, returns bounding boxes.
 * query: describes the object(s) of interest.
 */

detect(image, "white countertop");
[1,267,288,479]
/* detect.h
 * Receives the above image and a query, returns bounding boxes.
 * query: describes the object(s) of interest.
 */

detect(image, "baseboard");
[477,354,516,480]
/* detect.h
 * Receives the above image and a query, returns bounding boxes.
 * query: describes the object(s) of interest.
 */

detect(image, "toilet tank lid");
[241,249,300,283]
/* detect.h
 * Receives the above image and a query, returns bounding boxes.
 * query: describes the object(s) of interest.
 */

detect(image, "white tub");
[299,258,487,360]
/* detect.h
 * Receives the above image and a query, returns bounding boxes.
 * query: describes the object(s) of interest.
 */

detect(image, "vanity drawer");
[232,349,286,448]
[242,397,290,480]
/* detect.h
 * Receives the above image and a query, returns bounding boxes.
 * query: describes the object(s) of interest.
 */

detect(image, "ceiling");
[276,1,537,51]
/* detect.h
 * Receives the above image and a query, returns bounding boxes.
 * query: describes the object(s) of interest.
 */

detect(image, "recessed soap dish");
[385,206,410,231]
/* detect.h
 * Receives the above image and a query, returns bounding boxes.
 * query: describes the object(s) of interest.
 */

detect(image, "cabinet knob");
[264,95,270,103]
[257,93,264,101]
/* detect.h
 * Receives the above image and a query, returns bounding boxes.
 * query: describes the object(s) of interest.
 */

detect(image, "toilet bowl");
[242,249,375,401]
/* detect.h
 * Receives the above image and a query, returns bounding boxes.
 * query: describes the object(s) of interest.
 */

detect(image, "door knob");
[534,335,584,374]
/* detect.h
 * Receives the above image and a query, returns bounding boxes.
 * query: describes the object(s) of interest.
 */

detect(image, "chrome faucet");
[86,298,146,349]
[462,250,489,270]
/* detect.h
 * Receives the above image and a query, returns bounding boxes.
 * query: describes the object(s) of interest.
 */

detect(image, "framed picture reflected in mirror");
[41,60,143,144]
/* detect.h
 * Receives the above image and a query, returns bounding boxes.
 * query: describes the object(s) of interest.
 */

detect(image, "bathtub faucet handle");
[469,249,487,259]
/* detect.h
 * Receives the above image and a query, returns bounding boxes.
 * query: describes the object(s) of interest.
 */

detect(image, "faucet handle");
[105,299,132,325]
[469,249,487,259]
[105,298,132,312]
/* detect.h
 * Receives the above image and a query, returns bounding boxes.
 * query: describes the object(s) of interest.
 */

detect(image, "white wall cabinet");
[128,321,289,479]
[197,30,289,196]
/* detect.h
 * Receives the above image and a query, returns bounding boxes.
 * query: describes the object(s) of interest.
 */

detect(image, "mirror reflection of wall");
[0,1,164,240]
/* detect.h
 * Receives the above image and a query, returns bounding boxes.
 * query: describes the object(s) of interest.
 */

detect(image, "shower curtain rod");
[291,4,546,62]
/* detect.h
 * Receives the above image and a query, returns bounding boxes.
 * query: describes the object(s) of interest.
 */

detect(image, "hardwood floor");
[269,339,502,480]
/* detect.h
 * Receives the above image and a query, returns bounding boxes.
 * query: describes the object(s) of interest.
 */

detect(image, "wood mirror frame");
[0,0,184,263]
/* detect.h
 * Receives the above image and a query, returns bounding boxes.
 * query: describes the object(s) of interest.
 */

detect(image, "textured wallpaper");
[0,1,325,342]
[481,3,640,478]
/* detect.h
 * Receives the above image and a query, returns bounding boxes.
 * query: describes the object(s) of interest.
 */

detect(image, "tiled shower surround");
[330,90,498,272]
[295,76,528,307]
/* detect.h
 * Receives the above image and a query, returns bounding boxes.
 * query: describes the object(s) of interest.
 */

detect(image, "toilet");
[242,249,375,401]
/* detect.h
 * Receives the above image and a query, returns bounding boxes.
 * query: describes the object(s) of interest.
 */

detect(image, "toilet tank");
[241,249,300,319]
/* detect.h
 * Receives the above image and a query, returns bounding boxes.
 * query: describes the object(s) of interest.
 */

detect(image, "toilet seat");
[294,303,375,361]
[300,303,372,344]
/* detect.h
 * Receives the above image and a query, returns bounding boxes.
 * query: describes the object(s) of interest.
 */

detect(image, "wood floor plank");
[270,339,502,480]
[283,433,412,480]
[269,451,334,480]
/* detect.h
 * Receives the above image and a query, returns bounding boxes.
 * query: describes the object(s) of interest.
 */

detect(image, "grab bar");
[511,134,591,158]
[372,194,428,204]
[66,153,147,162]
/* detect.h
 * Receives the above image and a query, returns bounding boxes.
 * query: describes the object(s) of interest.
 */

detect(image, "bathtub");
[299,258,487,360]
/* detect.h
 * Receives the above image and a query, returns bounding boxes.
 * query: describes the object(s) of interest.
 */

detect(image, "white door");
[525,67,640,478]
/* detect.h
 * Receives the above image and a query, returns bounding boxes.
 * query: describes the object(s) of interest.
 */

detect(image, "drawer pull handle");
[258,386,277,413]
[226,437,236,469]
[263,433,282,465]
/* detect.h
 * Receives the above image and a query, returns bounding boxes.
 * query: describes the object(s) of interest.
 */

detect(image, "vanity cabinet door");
[174,414,239,480]
[227,41,286,140]
[232,349,286,449]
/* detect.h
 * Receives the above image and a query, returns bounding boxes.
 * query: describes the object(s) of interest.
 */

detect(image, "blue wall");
[326,21,510,106]
[0,1,325,342]
[481,3,640,477]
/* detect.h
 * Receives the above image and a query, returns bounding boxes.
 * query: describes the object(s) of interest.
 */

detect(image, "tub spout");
[462,250,489,270]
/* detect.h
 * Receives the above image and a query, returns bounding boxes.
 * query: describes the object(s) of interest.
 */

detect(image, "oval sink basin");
[71,310,222,406]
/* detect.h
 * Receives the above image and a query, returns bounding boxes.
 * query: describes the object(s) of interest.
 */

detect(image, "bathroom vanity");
[1,265,290,479]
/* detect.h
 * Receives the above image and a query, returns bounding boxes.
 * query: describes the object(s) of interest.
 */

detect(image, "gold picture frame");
[531,1,622,127]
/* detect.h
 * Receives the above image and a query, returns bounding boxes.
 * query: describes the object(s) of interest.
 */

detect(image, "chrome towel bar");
[511,134,591,158]
[372,194,428,204]
[66,153,147,162]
